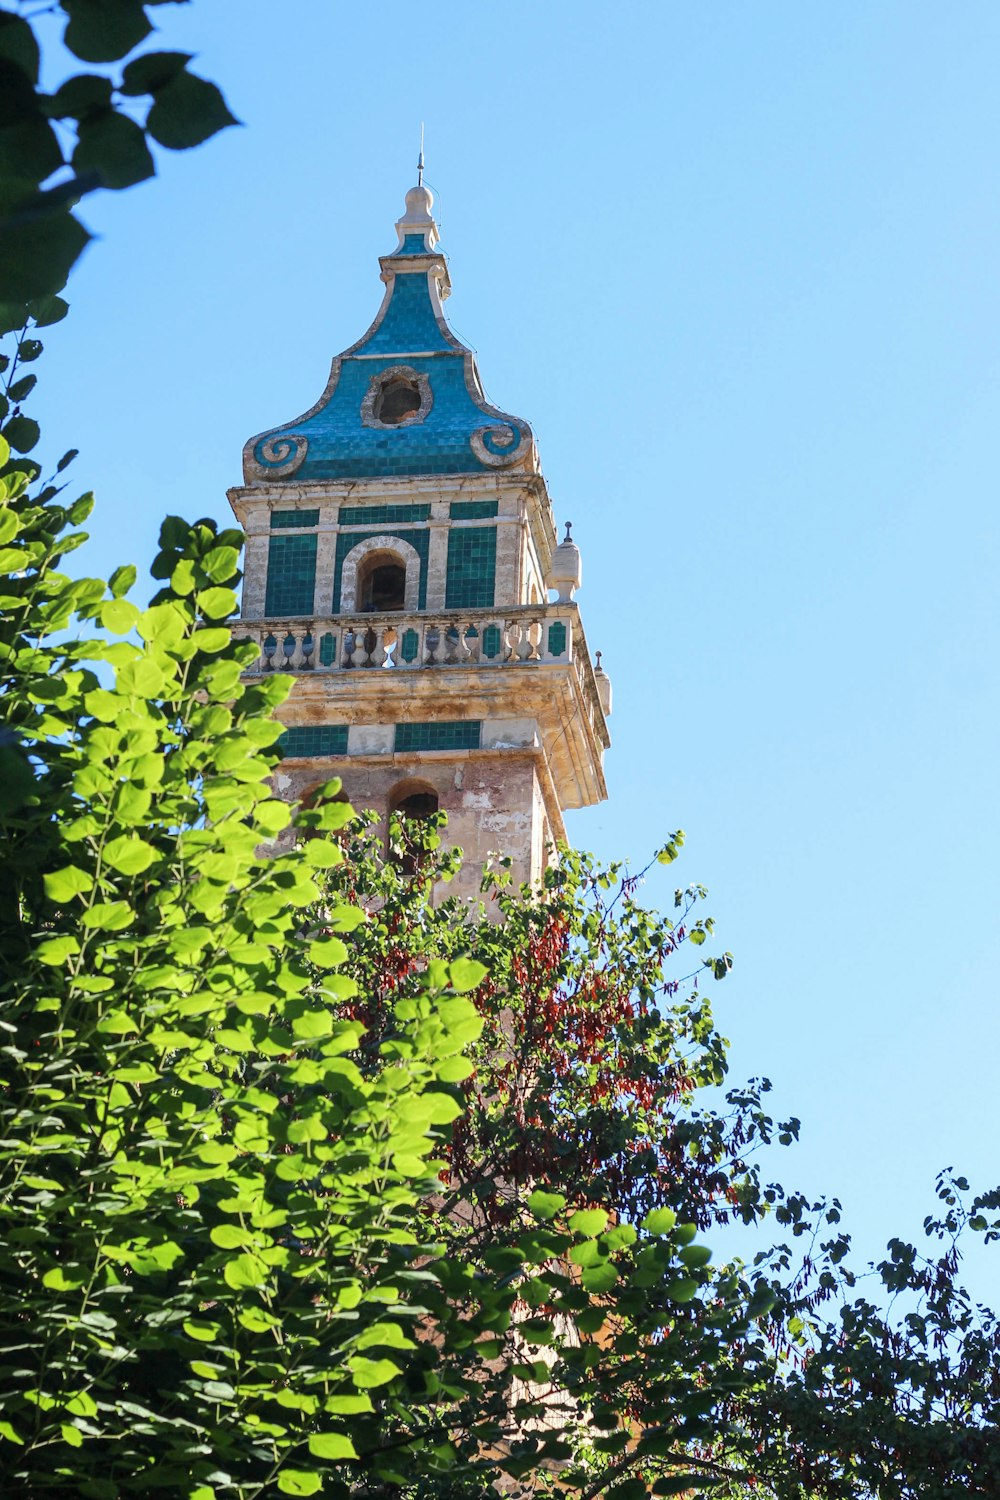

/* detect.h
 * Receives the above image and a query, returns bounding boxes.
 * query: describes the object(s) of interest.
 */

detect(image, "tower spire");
[417,122,425,187]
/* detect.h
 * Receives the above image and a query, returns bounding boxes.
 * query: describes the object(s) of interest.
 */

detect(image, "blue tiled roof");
[243,205,535,484]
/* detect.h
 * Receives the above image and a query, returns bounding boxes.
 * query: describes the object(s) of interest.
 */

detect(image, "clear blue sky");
[31,2,1000,1285]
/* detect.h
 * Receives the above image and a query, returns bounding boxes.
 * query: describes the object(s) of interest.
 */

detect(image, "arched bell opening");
[357,550,407,612]
[339,535,421,615]
[388,779,440,876]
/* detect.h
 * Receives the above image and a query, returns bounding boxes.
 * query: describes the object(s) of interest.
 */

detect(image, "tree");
[0,0,237,304]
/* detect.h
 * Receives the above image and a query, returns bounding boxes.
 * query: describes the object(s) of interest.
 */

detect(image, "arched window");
[339,535,421,615]
[376,376,421,426]
[358,554,406,612]
[388,780,440,875]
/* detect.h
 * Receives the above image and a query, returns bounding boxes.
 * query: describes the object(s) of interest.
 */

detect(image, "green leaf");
[196,585,237,619]
[575,1306,607,1335]
[183,1320,221,1342]
[223,1254,268,1290]
[35,934,80,964]
[665,1278,698,1303]
[63,0,153,64]
[146,71,239,150]
[100,598,139,633]
[81,899,133,931]
[103,834,156,875]
[606,1482,646,1500]
[28,293,69,327]
[46,73,114,119]
[4,415,39,453]
[43,864,94,903]
[324,1395,373,1415]
[42,1266,87,1291]
[308,1433,358,1460]
[642,1207,677,1235]
[0,13,41,83]
[308,937,347,969]
[348,1355,401,1389]
[120,50,192,96]
[747,1283,777,1320]
[356,1321,416,1351]
[8,373,36,401]
[527,1189,565,1221]
[73,110,155,190]
[569,1208,608,1236]
[0,1419,24,1444]
[109,563,136,597]
[448,956,487,993]
[201,544,239,582]
[435,1055,475,1083]
[277,1473,322,1497]
[581,1261,618,1293]
[209,1225,247,1249]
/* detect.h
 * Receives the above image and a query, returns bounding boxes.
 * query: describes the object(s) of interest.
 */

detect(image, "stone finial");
[394,181,439,252]
[593,650,612,717]
[547,520,582,602]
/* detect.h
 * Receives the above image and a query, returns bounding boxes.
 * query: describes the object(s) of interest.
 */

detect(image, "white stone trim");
[339,534,422,613]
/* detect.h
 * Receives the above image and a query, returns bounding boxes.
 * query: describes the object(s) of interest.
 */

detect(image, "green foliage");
[0,1,237,304]
[0,473,507,1494]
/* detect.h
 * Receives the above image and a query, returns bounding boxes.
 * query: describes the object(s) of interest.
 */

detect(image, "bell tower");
[229,180,611,901]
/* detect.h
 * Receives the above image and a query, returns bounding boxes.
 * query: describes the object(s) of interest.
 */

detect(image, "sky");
[27,2,1000,1290]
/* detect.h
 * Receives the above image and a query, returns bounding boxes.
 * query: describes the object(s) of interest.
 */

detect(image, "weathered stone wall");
[272,750,554,906]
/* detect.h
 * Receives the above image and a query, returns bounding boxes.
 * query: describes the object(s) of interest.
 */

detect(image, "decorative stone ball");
[404,184,435,221]
[547,521,582,602]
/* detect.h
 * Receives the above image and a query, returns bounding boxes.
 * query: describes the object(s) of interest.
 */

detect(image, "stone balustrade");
[237,605,578,675]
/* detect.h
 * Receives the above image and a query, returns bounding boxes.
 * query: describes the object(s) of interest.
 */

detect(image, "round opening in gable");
[376,376,421,426]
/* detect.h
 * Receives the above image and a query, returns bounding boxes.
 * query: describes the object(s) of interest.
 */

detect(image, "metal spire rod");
[417,122,425,186]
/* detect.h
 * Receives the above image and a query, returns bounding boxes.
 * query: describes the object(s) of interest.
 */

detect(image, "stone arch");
[387,777,441,875]
[340,534,421,614]
[388,777,440,820]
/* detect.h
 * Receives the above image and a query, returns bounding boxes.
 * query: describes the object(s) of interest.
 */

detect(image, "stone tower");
[229,181,611,901]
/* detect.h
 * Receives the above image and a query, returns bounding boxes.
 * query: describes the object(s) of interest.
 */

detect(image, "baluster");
[361,624,378,667]
[342,627,357,669]
[424,623,440,664]
[300,629,314,670]
[444,625,462,664]
[515,621,534,662]
[282,631,298,669]
[383,626,398,668]
[369,626,388,668]
[262,633,277,671]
